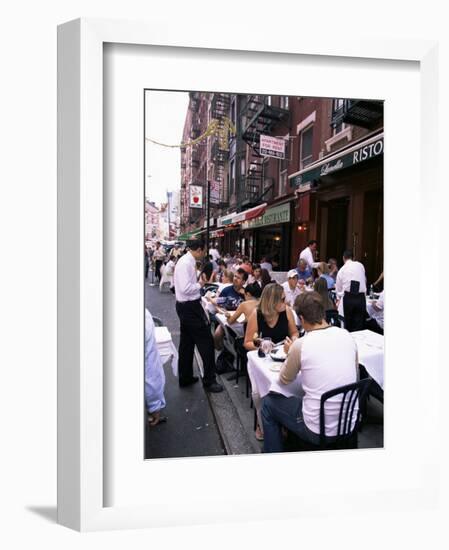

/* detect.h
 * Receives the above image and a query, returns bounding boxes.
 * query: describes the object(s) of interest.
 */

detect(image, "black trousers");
[175,299,216,386]
[154,260,163,281]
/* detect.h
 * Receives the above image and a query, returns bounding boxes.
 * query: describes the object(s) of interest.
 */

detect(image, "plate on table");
[270,347,287,362]
[268,363,282,372]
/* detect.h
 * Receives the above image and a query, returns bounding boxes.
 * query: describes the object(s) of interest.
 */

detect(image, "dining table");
[154,325,179,377]
[246,327,384,427]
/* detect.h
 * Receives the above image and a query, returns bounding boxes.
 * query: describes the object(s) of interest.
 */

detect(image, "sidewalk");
[145,280,225,459]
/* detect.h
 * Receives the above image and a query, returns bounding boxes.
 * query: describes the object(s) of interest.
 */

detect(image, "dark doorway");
[362,189,383,284]
[326,197,349,262]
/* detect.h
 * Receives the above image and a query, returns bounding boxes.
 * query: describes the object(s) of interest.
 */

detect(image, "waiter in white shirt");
[335,249,367,316]
[299,240,320,270]
[174,240,223,393]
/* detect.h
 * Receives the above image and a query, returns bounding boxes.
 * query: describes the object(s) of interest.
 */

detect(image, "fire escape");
[240,95,290,208]
[331,99,383,130]
[210,93,231,207]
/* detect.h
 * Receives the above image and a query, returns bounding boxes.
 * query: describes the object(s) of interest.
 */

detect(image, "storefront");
[241,202,292,270]
[289,131,383,282]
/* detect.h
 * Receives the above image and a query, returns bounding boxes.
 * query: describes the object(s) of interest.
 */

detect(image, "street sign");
[209,180,220,205]
[189,185,203,208]
[260,134,286,159]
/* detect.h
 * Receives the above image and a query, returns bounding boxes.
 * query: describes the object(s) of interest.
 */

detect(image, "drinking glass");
[261,337,273,357]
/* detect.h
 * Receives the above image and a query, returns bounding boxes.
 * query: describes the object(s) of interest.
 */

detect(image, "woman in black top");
[244,283,299,350]
[244,282,299,440]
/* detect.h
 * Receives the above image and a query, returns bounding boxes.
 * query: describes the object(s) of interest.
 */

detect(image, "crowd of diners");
[145,239,384,451]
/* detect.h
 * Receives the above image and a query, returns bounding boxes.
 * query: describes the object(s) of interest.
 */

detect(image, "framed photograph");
[58,18,442,531]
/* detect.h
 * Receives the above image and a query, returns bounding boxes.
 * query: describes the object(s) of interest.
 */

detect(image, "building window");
[265,95,272,106]
[280,96,289,110]
[230,159,235,196]
[332,98,346,134]
[300,126,313,169]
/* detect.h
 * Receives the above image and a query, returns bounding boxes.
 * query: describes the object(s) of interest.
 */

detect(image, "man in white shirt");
[281,270,302,307]
[299,240,319,270]
[145,309,166,426]
[261,291,358,452]
[209,246,221,262]
[174,240,223,393]
[335,250,367,316]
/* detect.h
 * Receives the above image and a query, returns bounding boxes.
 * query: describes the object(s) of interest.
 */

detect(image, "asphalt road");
[144,275,226,459]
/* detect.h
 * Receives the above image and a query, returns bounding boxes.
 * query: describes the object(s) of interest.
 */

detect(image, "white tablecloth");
[216,312,245,337]
[247,350,303,400]
[154,326,178,377]
[351,329,384,389]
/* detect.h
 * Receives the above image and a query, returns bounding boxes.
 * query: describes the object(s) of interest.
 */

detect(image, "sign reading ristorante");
[241,203,290,230]
[290,134,384,188]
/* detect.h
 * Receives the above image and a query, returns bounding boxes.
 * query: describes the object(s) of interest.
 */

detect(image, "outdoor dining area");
[200,272,384,453]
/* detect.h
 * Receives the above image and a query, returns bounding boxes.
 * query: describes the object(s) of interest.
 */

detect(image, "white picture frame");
[58,17,444,532]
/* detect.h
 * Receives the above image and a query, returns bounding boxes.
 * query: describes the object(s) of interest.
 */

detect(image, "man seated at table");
[212,268,248,350]
[261,291,358,452]
[296,258,312,282]
[282,269,302,307]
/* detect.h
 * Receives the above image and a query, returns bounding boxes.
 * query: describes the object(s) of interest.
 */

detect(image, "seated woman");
[244,283,299,441]
[199,260,216,285]
[313,277,338,325]
[260,267,273,289]
[317,261,335,289]
[225,282,262,325]
[327,257,339,281]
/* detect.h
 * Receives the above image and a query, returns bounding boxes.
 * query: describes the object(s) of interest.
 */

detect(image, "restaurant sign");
[290,135,384,188]
[259,135,286,159]
[242,202,290,230]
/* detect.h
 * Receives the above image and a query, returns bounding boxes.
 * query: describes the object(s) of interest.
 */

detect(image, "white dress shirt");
[173,251,201,302]
[299,246,319,269]
[335,259,367,315]
[145,309,166,413]
[281,281,301,307]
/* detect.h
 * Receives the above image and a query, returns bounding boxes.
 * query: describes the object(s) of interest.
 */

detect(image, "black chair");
[285,377,373,451]
[325,309,342,328]
[223,324,247,385]
[342,280,368,332]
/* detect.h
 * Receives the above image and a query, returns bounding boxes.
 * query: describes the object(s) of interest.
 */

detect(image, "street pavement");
[144,276,225,459]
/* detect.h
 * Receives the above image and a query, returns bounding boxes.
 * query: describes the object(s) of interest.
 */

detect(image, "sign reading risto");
[289,135,383,188]
[242,203,290,230]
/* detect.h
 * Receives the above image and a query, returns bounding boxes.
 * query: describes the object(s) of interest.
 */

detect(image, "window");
[300,126,313,168]
[332,98,346,134]
[229,159,235,196]
[280,96,289,110]
[240,158,246,176]
[265,95,272,106]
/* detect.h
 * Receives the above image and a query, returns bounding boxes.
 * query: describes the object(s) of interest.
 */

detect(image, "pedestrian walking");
[173,240,223,393]
[153,241,166,282]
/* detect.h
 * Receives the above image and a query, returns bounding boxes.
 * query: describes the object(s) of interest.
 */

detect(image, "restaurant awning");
[217,203,267,228]
[289,131,384,191]
[176,229,203,241]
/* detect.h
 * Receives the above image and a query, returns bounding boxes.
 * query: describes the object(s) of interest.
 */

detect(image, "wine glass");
[261,337,273,358]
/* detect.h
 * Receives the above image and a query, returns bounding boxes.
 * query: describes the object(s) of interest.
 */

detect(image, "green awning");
[176,229,202,241]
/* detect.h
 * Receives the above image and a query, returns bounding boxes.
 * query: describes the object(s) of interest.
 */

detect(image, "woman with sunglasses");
[244,283,299,441]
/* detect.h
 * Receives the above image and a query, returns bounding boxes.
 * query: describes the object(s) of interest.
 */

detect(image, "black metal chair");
[285,377,373,451]
[325,309,342,327]
[342,280,368,332]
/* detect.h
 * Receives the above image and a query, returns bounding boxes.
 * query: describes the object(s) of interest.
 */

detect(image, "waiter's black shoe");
[179,376,199,388]
[203,381,224,393]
